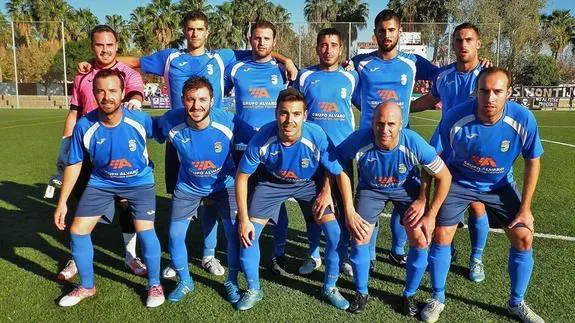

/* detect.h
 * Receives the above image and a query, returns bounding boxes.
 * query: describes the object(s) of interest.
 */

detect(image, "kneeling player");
[337,102,451,314]
[54,69,163,307]
[235,88,350,311]
[154,77,241,303]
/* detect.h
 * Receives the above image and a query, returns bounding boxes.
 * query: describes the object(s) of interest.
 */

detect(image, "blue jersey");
[431,62,482,114]
[352,51,437,129]
[140,48,246,110]
[437,100,544,192]
[238,122,343,182]
[155,108,235,196]
[295,65,359,146]
[68,108,155,188]
[338,128,444,193]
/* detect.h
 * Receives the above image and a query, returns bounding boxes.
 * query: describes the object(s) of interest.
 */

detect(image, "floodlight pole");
[348,22,352,60]
[61,20,68,107]
[497,23,501,66]
[298,24,302,67]
[10,21,19,109]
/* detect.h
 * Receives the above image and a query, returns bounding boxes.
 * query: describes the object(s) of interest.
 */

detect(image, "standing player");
[154,77,241,304]
[351,9,436,268]
[293,27,359,277]
[411,23,491,282]
[54,69,164,307]
[56,25,147,281]
[235,88,349,311]
[420,67,544,323]
[336,102,451,314]
[225,21,290,276]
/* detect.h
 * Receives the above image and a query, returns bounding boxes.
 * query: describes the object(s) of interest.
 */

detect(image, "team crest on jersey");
[400,74,408,86]
[500,140,510,152]
[301,158,310,168]
[128,139,137,152]
[214,141,223,153]
[271,75,279,85]
[398,163,407,174]
[341,88,347,98]
[207,64,214,75]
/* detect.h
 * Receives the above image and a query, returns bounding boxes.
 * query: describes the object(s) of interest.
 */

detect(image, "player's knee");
[469,202,486,216]
[433,226,456,245]
[509,227,533,250]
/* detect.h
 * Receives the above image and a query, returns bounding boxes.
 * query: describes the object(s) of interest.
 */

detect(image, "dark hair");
[93,69,125,92]
[181,10,209,29]
[276,88,306,109]
[477,67,513,88]
[453,22,480,39]
[316,27,341,45]
[251,20,276,39]
[90,25,118,44]
[374,9,400,27]
[182,76,213,98]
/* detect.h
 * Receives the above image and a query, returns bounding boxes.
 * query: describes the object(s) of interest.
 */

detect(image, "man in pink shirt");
[56,25,147,281]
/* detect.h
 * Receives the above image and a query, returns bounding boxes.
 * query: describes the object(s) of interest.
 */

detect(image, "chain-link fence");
[0,20,69,109]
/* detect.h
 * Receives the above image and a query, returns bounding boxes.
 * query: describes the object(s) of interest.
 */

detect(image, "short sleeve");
[412,133,444,175]
[319,135,343,175]
[414,54,438,81]
[67,124,85,165]
[69,73,84,111]
[224,63,234,95]
[237,135,262,174]
[123,67,145,99]
[140,49,174,76]
[521,113,544,159]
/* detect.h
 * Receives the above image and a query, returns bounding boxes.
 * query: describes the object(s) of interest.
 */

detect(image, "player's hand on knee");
[418,212,436,245]
[77,61,92,74]
[404,198,426,228]
[312,191,334,221]
[239,220,255,248]
[346,212,370,241]
[54,204,68,231]
[509,208,534,233]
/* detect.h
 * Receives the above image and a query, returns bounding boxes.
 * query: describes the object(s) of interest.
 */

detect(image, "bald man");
[336,102,451,314]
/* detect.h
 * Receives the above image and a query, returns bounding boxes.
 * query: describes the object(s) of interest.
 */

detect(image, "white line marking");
[379,213,575,242]
[0,120,62,130]
[0,115,64,125]
[541,139,575,148]
[411,115,440,122]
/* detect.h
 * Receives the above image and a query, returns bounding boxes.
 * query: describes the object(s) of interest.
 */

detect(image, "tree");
[5,0,34,46]
[209,2,243,49]
[129,0,179,51]
[105,14,130,52]
[518,55,561,86]
[65,8,98,42]
[48,37,91,82]
[541,10,575,61]
[304,0,337,22]
[0,11,13,82]
[34,0,73,41]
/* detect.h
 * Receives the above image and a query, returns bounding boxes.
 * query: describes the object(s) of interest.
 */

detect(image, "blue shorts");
[249,180,332,224]
[355,187,419,225]
[436,181,522,227]
[171,186,237,221]
[76,184,156,222]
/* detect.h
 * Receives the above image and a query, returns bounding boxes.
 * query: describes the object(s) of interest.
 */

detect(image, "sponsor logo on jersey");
[279,170,299,180]
[470,156,497,167]
[249,88,271,98]
[243,67,252,72]
[377,89,399,101]
[128,139,137,152]
[178,61,188,67]
[341,88,347,99]
[369,67,380,72]
[214,141,222,153]
[180,138,191,144]
[398,163,407,174]
[311,79,321,85]
[207,64,214,75]
[375,176,399,185]
[500,140,510,152]
[366,157,377,162]
[270,151,280,156]
[110,158,133,169]
[271,75,279,85]
[466,133,479,139]
[192,160,217,170]
[400,74,407,86]
[301,158,310,168]
[146,210,156,215]
[96,138,106,145]
[319,102,339,112]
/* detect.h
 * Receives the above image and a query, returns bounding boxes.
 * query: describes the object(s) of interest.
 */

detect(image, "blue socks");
[306,217,322,259]
[273,204,289,258]
[337,214,350,262]
[240,222,265,291]
[390,209,407,256]
[71,233,94,289]
[429,243,451,303]
[469,213,489,261]
[138,228,161,287]
[222,219,240,285]
[201,211,219,258]
[169,218,192,282]
[508,247,533,307]
[404,247,428,297]
[369,222,379,261]
[321,220,341,289]
[350,243,370,295]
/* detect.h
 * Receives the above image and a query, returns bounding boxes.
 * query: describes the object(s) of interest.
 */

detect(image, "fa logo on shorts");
[214,141,222,153]
[128,139,137,152]
[341,88,347,99]
[500,140,510,152]
[207,64,214,75]
[271,75,278,85]
[301,158,310,168]
[400,74,408,86]
[398,163,407,174]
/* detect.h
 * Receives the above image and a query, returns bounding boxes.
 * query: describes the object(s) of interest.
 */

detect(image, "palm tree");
[105,14,131,51]
[541,10,575,61]
[146,0,179,49]
[304,0,337,22]
[34,0,72,41]
[209,2,243,49]
[5,0,34,46]
[176,0,213,16]
[130,6,158,52]
[65,8,98,42]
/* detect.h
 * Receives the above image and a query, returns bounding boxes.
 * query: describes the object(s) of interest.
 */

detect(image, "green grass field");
[1,109,574,322]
